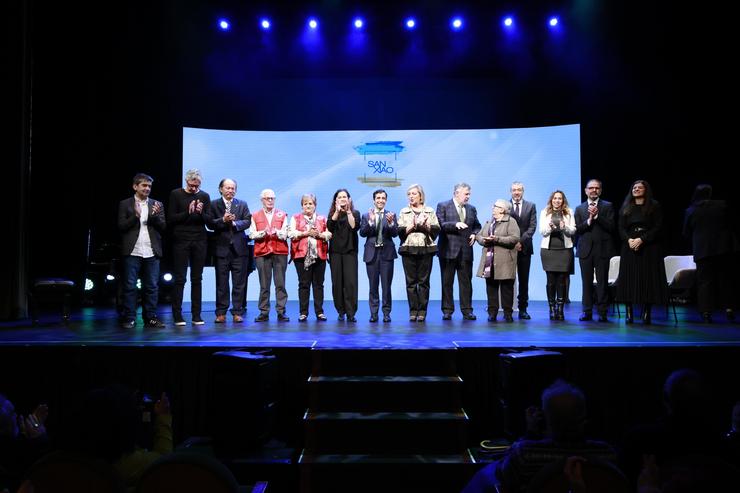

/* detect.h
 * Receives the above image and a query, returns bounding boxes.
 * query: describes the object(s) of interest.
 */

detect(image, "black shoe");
[347,316,357,322]
[442,313,452,320]
[337,314,345,321]
[298,314,308,322]
[504,314,514,323]
[277,313,290,322]
[254,313,269,322]
[383,315,391,323]
[518,311,531,320]
[317,313,327,321]
[369,315,379,322]
[487,315,497,322]
[463,313,477,321]
[120,320,135,329]
[173,316,186,327]
[579,312,593,321]
[701,312,712,323]
[416,315,425,322]
[598,314,609,322]
[192,317,205,326]
[144,318,165,328]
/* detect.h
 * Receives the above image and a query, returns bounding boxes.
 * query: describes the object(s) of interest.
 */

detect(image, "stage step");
[300,348,473,492]
[307,375,463,411]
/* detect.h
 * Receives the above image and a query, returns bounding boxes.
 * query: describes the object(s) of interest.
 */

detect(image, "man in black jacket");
[117,173,166,329]
[510,182,537,319]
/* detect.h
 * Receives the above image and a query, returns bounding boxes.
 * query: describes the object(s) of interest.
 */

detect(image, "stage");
[3,300,740,348]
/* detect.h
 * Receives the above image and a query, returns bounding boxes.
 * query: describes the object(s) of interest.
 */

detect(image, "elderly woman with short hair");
[476,199,520,322]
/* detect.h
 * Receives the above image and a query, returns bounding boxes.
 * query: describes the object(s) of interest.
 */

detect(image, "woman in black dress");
[616,180,668,324]
[327,189,361,322]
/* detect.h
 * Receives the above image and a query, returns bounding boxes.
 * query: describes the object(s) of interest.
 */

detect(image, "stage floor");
[3,301,739,349]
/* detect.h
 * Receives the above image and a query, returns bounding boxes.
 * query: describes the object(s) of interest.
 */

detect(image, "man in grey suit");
[206,178,252,323]
[575,178,616,322]
[117,173,166,329]
[437,183,482,320]
[510,182,537,319]
[359,189,399,323]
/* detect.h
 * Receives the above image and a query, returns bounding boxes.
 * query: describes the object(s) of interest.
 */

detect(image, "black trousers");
[439,252,474,316]
[485,278,514,315]
[402,253,434,316]
[579,255,609,314]
[329,252,358,317]
[294,258,326,316]
[214,248,248,316]
[516,253,532,310]
[696,254,735,313]
[366,249,394,317]
[172,237,207,318]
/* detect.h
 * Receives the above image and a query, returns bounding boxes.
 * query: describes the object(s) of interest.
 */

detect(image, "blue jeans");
[122,255,160,321]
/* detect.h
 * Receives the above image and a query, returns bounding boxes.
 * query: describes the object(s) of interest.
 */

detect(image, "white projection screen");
[182,124,582,303]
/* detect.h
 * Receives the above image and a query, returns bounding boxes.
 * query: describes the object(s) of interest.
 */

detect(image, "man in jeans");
[117,173,166,329]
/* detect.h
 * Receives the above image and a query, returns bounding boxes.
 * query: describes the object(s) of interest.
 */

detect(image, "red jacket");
[291,213,329,261]
[253,209,289,257]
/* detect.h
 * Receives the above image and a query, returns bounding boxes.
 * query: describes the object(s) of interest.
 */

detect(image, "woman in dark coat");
[616,180,668,324]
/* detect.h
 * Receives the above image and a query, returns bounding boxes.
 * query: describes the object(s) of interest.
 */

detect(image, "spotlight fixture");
[405,17,416,30]
[548,17,559,27]
[450,17,463,31]
[106,274,116,281]
[218,19,230,31]
[353,17,364,29]
[503,16,514,28]
[308,18,318,29]
[260,18,271,30]
[84,279,94,291]
[162,273,173,282]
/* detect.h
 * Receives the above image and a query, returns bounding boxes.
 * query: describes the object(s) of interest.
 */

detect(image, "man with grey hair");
[510,181,537,319]
[436,183,481,320]
[168,168,210,326]
[249,189,290,322]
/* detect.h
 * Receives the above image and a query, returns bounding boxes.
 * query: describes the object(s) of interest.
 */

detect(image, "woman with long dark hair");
[327,189,361,322]
[539,190,576,320]
[616,180,668,324]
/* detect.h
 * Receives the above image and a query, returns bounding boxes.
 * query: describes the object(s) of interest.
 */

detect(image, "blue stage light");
[308,18,318,29]
[405,18,416,30]
[84,279,94,291]
[218,19,230,31]
[549,17,559,27]
[163,273,173,282]
[503,16,514,28]
[106,274,115,282]
[260,18,271,30]
[451,17,463,31]
[354,17,364,29]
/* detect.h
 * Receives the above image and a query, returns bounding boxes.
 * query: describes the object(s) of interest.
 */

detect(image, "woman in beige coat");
[476,199,520,322]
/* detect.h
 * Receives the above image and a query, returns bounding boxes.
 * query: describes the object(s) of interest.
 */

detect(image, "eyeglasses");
[262,197,275,200]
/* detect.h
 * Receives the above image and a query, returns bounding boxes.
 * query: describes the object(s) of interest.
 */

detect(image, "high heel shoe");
[641,304,652,324]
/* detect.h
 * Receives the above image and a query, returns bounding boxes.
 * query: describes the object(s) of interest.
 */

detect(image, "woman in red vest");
[289,194,332,321]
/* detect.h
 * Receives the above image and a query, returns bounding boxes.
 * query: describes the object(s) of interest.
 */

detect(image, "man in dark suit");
[117,173,166,329]
[436,183,482,320]
[510,181,537,319]
[206,178,252,323]
[575,179,616,322]
[359,189,399,323]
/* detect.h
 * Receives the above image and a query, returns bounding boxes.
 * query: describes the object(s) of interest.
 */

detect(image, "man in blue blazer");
[206,178,252,323]
[574,179,616,322]
[436,183,482,320]
[117,173,167,329]
[510,182,537,319]
[359,189,399,322]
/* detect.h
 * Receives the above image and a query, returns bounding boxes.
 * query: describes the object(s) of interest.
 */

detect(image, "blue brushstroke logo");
[354,141,405,174]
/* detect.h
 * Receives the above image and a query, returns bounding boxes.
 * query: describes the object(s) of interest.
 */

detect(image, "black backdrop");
[4,0,735,318]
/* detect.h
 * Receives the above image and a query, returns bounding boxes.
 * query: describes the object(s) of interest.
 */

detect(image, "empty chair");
[664,255,697,324]
[28,278,75,325]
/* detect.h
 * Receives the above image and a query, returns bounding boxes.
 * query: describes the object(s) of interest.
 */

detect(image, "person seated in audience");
[619,368,727,487]
[0,393,50,493]
[79,385,172,491]
[461,380,616,493]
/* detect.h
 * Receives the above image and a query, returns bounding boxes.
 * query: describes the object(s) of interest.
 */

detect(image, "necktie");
[225,201,231,214]
[376,211,384,246]
[458,204,465,222]
[514,202,520,217]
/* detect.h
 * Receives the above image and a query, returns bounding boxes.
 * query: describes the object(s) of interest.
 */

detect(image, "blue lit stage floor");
[2,301,739,348]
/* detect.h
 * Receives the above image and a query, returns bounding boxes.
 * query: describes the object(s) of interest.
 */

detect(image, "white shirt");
[131,197,154,258]
[249,208,289,240]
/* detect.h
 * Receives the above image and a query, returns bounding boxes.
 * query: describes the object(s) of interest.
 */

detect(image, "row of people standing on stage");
[117,169,737,328]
